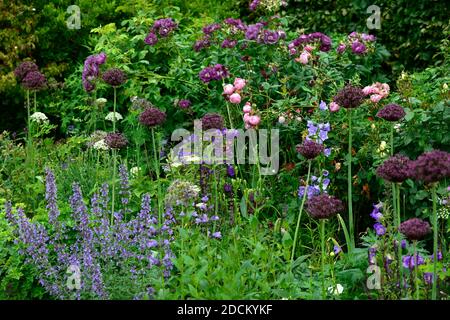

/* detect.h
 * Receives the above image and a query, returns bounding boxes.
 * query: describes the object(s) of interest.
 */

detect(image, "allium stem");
[111,149,117,225]
[431,184,438,300]
[390,124,394,156]
[33,91,37,113]
[396,183,403,295]
[347,108,354,254]
[414,241,419,300]
[290,160,312,266]
[26,90,32,146]
[321,219,326,300]
[113,87,117,132]
[151,128,162,224]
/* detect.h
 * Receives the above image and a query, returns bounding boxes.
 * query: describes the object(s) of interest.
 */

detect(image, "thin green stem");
[226,103,234,129]
[347,109,354,254]
[321,219,326,300]
[414,241,419,300]
[396,183,403,296]
[390,124,394,156]
[33,91,37,113]
[431,184,438,300]
[290,160,312,267]
[152,128,162,224]
[113,87,117,132]
[111,149,117,226]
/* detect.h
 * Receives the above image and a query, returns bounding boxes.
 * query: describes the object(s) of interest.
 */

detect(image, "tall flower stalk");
[408,150,450,300]
[306,194,344,300]
[347,108,354,253]
[333,84,364,254]
[291,139,324,266]
[290,160,311,265]
[431,184,438,300]
[138,106,167,224]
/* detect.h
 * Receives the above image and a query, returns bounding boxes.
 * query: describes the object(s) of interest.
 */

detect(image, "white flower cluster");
[30,112,49,124]
[130,166,141,177]
[96,98,107,107]
[92,139,109,151]
[105,112,123,122]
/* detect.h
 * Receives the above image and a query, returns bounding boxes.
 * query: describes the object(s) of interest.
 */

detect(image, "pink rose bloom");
[363,86,377,96]
[229,93,241,104]
[243,104,252,113]
[330,102,340,112]
[299,51,310,65]
[304,45,314,52]
[243,113,251,123]
[289,48,297,55]
[370,94,382,103]
[380,83,390,97]
[223,84,235,95]
[234,78,246,90]
[248,115,260,126]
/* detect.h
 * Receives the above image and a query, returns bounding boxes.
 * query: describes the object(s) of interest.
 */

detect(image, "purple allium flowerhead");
[376,154,412,183]
[296,139,324,159]
[398,218,431,241]
[102,68,127,87]
[306,194,344,220]
[374,222,386,236]
[333,85,365,109]
[178,99,191,109]
[144,32,158,46]
[14,61,39,81]
[351,41,366,55]
[139,107,167,127]
[104,132,128,149]
[21,71,47,90]
[376,103,406,121]
[409,150,450,184]
[201,113,224,130]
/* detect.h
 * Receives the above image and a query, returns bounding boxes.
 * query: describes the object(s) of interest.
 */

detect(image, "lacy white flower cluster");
[105,112,123,122]
[30,112,49,124]
[92,139,109,151]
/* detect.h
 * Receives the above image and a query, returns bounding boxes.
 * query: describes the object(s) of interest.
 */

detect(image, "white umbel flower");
[96,98,107,106]
[30,112,49,124]
[105,112,123,122]
[92,139,109,151]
